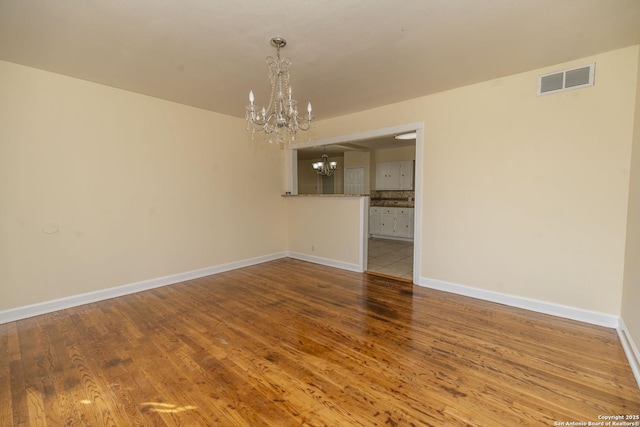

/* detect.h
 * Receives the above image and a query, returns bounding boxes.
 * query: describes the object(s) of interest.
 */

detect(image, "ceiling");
[2,0,640,124]
[296,135,416,160]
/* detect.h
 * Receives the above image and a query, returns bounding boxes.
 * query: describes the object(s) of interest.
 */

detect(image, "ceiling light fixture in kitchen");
[312,152,337,177]
[395,132,416,140]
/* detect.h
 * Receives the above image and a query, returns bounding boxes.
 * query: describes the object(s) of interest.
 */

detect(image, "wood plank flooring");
[1,258,639,426]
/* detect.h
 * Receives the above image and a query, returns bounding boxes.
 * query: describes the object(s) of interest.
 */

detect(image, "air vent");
[537,64,595,96]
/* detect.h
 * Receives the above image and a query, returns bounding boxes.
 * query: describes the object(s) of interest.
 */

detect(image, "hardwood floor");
[1,258,639,426]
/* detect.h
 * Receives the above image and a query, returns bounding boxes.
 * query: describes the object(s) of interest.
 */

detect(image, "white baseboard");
[286,251,362,273]
[618,318,640,389]
[0,252,287,324]
[419,277,619,328]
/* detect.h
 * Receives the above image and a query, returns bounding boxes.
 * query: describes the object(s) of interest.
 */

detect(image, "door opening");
[286,122,423,284]
[366,152,416,282]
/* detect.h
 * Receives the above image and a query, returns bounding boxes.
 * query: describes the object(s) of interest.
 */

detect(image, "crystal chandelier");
[312,153,337,177]
[246,37,313,146]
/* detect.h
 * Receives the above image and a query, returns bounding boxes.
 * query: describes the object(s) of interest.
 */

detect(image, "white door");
[345,167,365,195]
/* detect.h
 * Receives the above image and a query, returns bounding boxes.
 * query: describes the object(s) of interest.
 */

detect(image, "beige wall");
[286,197,363,267]
[312,46,639,315]
[0,60,288,310]
[622,47,640,348]
[373,146,416,163]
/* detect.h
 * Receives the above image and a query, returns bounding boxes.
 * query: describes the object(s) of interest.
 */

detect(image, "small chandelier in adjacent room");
[312,153,337,177]
[246,37,314,146]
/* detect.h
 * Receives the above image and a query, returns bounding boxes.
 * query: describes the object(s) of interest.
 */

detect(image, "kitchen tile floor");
[367,237,414,281]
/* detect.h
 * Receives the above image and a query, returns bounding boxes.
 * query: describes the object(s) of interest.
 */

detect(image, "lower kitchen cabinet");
[369,207,414,240]
[369,207,383,236]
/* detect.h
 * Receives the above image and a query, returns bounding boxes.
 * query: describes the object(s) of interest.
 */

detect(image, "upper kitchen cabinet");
[375,161,414,190]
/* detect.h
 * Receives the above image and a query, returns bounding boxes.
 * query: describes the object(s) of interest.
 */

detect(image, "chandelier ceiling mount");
[269,36,286,49]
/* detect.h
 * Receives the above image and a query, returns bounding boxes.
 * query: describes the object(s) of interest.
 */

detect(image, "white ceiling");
[1,0,640,122]
[296,135,417,160]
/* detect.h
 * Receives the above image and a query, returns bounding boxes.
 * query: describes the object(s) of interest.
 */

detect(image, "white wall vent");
[537,64,595,96]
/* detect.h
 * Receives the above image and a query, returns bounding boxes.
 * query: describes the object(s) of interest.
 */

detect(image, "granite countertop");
[281,194,414,207]
[370,197,414,208]
[282,193,369,198]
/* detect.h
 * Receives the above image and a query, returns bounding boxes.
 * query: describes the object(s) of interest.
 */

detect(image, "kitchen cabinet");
[381,208,396,236]
[394,208,414,238]
[369,207,414,240]
[375,162,401,190]
[398,161,414,190]
[369,207,383,236]
[375,161,414,190]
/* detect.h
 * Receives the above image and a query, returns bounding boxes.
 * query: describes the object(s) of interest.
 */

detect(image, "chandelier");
[312,153,337,177]
[246,37,313,146]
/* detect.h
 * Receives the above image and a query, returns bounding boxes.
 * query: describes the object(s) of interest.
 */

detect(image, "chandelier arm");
[297,118,311,131]
[247,108,268,130]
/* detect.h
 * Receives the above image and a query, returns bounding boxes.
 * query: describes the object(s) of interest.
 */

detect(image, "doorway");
[320,174,335,194]
[366,154,416,281]
[367,237,414,281]
[286,122,423,284]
